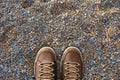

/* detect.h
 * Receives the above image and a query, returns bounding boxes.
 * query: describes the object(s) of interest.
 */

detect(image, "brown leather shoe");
[34,47,57,80]
[60,47,83,80]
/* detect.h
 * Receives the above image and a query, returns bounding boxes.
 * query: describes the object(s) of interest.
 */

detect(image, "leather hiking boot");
[34,47,57,80]
[60,47,83,80]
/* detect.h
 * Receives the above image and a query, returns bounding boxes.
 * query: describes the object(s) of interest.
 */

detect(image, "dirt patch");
[50,2,78,15]
[0,26,15,43]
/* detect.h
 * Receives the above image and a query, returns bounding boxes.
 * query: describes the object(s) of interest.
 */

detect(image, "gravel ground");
[0,0,120,80]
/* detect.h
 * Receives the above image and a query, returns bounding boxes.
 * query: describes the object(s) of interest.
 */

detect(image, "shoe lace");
[64,62,81,80]
[38,62,55,80]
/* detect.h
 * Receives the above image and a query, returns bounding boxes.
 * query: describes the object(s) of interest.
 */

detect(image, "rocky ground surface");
[0,0,120,80]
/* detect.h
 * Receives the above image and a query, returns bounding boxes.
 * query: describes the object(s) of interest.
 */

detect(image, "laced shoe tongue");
[66,64,79,79]
[42,68,50,71]
[68,73,78,78]
[43,63,51,66]
[40,71,53,79]
[69,67,78,72]
[43,73,51,77]
[40,63,54,80]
